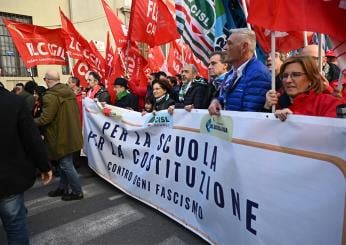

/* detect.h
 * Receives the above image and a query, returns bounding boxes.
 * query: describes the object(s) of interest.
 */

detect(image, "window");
[0,12,37,77]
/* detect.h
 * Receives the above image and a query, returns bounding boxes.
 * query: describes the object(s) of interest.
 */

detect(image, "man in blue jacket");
[208,28,271,115]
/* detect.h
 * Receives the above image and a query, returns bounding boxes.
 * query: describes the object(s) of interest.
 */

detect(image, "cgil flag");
[60,9,105,74]
[128,0,179,47]
[147,46,166,73]
[101,0,128,49]
[3,18,67,68]
[247,0,346,41]
[175,0,216,66]
[253,27,313,53]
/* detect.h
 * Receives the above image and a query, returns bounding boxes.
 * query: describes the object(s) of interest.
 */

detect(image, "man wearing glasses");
[35,70,84,201]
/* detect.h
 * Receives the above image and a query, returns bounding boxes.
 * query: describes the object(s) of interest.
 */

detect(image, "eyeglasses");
[281,72,306,81]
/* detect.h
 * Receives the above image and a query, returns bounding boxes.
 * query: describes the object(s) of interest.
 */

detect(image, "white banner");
[83,98,346,244]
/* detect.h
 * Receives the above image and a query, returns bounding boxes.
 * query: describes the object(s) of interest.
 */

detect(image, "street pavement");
[0,162,208,245]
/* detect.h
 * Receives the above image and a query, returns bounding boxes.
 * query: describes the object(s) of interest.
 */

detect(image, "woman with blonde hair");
[264,56,343,121]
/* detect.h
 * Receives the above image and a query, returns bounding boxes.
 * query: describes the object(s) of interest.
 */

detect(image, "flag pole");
[68,54,74,76]
[303,32,308,47]
[118,49,126,73]
[27,68,34,81]
[125,40,130,78]
[271,31,276,113]
[318,33,323,73]
[337,71,344,92]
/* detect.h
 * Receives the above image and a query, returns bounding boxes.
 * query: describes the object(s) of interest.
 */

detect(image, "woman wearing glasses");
[264,56,343,121]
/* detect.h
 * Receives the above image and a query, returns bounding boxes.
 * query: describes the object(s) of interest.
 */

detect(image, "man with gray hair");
[209,28,271,115]
[169,64,208,112]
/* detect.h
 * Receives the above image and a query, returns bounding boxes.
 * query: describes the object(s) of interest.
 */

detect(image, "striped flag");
[175,0,215,66]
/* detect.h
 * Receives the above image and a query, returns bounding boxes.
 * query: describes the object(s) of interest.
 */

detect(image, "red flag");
[88,40,106,76]
[3,18,67,68]
[123,45,149,83]
[105,32,115,80]
[72,60,90,88]
[60,8,104,73]
[60,8,90,59]
[128,0,180,47]
[148,46,165,73]
[101,0,128,49]
[247,0,346,41]
[167,40,208,78]
[253,27,313,53]
[167,41,183,75]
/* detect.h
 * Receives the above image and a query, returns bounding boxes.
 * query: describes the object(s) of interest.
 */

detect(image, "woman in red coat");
[264,56,344,121]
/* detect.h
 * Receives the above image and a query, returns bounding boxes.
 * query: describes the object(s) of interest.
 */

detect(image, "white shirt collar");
[234,58,252,77]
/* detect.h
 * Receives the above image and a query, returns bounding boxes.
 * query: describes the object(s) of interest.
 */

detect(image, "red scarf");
[87,85,101,99]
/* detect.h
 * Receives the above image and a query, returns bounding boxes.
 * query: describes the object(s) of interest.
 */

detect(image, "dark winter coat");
[0,87,50,198]
[115,93,139,111]
[34,83,83,160]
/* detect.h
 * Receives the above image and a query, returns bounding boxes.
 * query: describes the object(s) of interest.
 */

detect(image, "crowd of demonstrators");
[209,28,271,116]
[113,77,139,111]
[34,70,84,201]
[85,71,111,104]
[300,44,340,83]
[0,84,52,244]
[264,56,344,121]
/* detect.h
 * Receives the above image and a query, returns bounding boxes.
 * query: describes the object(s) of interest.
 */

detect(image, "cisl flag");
[247,0,346,41]
[128,0,180,47]
[3,18,67,68]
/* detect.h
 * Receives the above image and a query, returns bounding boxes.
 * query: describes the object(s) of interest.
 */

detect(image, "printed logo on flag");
[185,0,215,31]
[200,115,233,141]
[145,111,173,128]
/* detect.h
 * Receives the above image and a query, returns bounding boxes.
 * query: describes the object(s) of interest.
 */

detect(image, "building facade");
[0,0,131,89]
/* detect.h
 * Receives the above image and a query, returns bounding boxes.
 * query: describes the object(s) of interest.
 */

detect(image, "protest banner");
[83,98,345,244]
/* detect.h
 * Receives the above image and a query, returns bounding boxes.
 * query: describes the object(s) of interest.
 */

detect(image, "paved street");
[0,162,207,245]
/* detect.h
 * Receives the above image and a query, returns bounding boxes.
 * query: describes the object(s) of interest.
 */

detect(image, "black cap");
[114,77,128,88]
